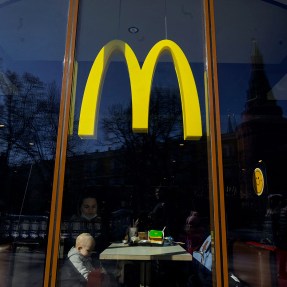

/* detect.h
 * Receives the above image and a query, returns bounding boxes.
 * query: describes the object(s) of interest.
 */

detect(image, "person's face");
[78,239,94,257]
[185,211,200,233]
[81,198,97,219]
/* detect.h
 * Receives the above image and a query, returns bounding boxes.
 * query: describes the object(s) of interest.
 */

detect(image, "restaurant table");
[99,242,192,287]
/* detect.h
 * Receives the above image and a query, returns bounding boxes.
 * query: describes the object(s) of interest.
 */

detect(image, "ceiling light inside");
[128,26,139,34]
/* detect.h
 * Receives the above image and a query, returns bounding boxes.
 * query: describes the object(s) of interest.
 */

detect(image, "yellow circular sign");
[253,168,264,196]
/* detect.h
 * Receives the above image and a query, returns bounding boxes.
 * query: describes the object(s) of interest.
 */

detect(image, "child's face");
[78,239,94,257]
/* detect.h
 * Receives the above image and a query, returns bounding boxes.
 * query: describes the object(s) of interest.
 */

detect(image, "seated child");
[67,233,96,281]
[59,232,106,287]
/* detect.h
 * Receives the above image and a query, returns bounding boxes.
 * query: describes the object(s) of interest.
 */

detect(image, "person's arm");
[69,253,94,280]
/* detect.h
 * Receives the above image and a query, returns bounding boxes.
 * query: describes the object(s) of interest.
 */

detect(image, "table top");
[99,242,192,261]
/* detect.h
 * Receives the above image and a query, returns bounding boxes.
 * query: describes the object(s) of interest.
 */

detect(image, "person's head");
[79,195,98,220]
[184,210,201,233]
[75,233,95,257]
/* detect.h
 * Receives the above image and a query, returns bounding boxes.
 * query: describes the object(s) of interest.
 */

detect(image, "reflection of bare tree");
[101,87,183,197]
[0,69,61,213]
[102,87,183,145]
[0,71,60,164]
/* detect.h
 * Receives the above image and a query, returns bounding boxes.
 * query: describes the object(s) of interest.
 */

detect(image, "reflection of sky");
[3,60,63,87]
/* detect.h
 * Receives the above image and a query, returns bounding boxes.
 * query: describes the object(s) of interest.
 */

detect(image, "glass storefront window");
[0,1,69,286]
[57,1,214,286]
[215,0,287,286]
[0,1,285,286]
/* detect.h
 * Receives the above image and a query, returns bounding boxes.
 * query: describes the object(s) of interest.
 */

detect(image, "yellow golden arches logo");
[78,39,202,140]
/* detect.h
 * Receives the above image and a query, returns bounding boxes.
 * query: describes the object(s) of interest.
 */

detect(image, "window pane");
[215,0,287,286]
[58,1,213,287]
[0,1,69,286]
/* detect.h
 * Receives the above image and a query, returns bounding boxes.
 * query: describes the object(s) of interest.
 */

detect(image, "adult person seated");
[147,186,179,287]
[174,210,208,287]
[147,186,172,232]
[71,193,100,222]
[68,192,109,257]
[184,210,207,254]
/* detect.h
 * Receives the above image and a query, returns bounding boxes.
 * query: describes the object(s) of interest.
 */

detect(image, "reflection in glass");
[59,1,213,286]
[216,1,287,285]
[0,0,68,286]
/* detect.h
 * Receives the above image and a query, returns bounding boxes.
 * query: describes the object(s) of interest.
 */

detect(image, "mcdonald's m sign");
[78,39,202,140]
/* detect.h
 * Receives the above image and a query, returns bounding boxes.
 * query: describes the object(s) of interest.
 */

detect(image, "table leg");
[140,261,151,287]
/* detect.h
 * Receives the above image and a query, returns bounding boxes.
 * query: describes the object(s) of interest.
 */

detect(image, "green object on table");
[149,230,163,238]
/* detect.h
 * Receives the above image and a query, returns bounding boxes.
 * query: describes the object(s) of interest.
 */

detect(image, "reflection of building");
[236,43,287,200]
[219,43,287,229]
[63,136,210,218]
[221,116,241,229]
[222,114,239,197]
